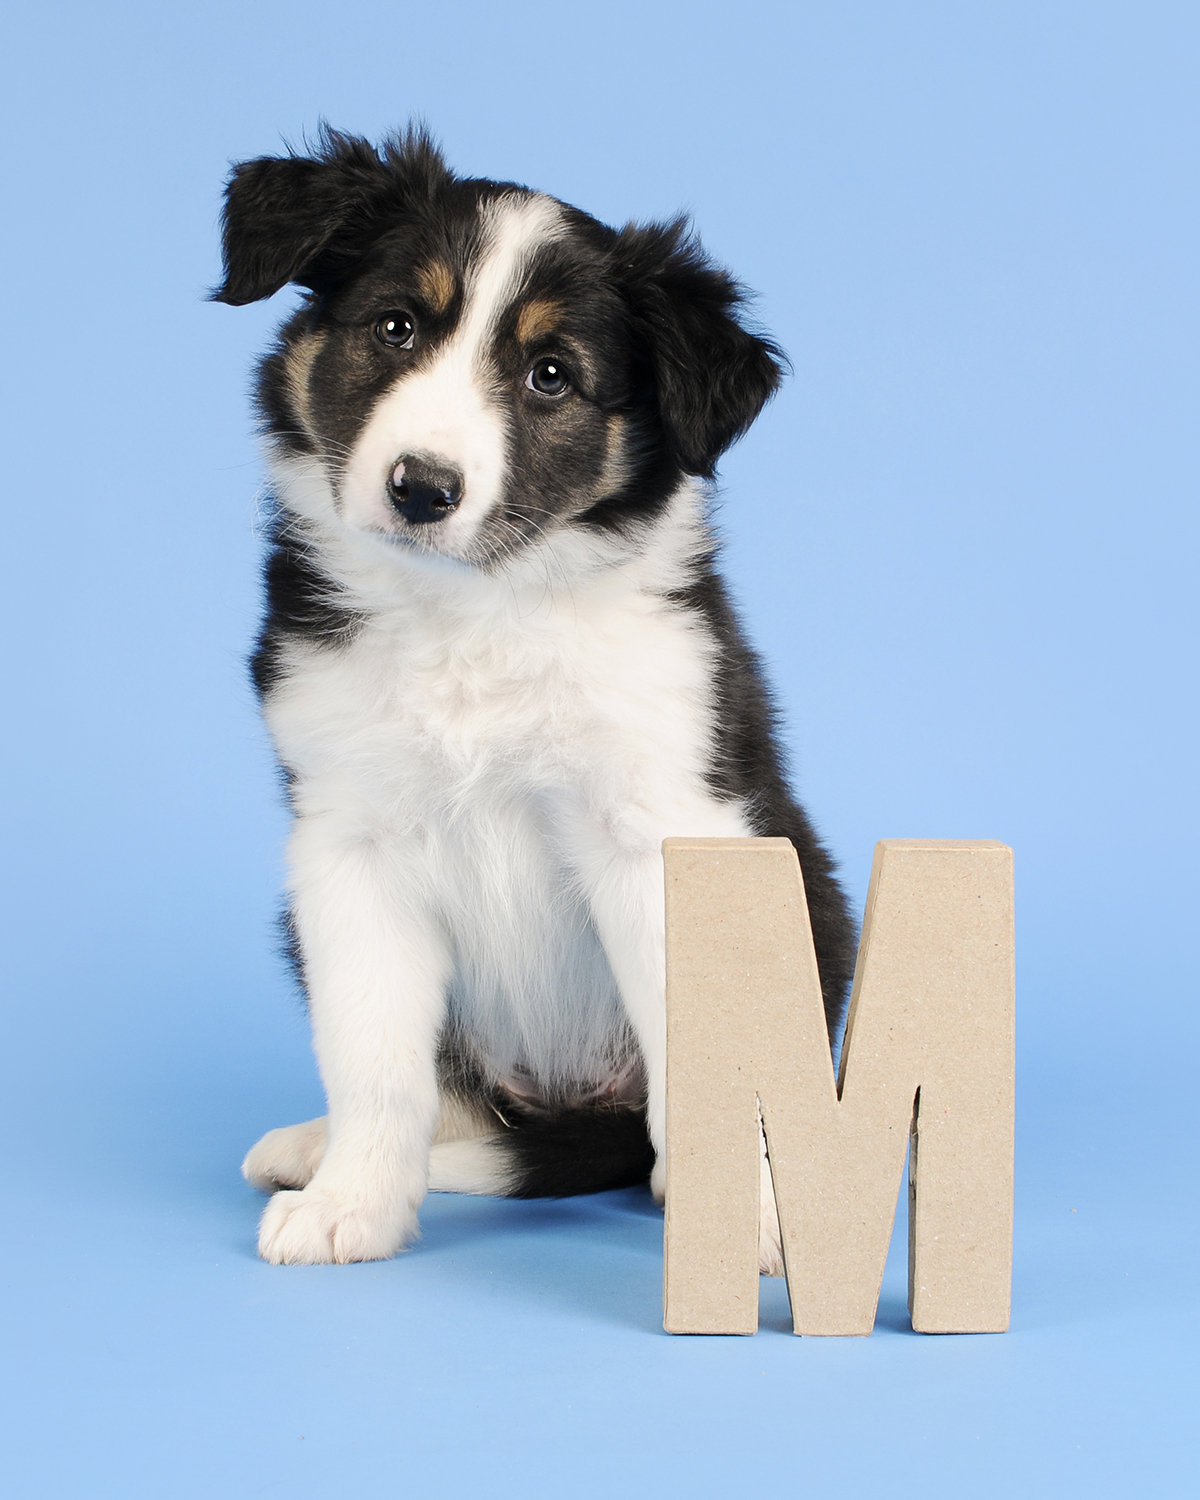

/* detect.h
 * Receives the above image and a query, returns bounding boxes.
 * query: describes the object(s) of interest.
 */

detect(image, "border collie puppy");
[214,128,855,1272]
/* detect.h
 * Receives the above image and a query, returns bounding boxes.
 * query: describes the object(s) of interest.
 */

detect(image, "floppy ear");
[615,219,785,478]
[211,127,449,306]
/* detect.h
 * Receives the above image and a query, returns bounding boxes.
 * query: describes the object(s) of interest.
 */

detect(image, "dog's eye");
[375,311,416,349]
[526,358,571,398]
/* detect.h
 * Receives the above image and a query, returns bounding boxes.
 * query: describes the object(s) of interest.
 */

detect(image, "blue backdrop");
[2,2,1196,1495]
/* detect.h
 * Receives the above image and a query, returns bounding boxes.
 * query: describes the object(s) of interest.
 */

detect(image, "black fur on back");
[670,554,857,1042]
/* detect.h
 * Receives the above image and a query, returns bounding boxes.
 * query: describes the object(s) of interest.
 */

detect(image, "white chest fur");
[262,493,749,1089]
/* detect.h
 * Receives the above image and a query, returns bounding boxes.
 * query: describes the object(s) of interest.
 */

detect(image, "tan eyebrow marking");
[516,297,563,343]
[416,260,455,313]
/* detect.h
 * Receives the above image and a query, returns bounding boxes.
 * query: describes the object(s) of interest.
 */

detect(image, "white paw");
[428,1137,511,1194]
[256,1183,417,1265]
[243,1117,329,1192]
[650,1156,666,1205]
[758,1149,785,1277]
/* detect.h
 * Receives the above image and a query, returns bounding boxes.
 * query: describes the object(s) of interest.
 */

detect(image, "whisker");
[266,430,360,461]
[486,512,574,616]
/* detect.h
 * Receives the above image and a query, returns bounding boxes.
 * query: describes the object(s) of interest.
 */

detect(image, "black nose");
[388,456,463,525]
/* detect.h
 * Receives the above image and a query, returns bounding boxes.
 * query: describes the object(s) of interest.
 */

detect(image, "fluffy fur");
[216,128,856,1272]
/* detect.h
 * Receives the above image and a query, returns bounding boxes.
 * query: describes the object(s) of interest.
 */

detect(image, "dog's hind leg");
[428,1137,515,1195]
[758,1126,785,1277]
[245,1091,495,1197]
[432,1096,656,1198]
[243,1116,328,1192]
[426,1089,517,1194]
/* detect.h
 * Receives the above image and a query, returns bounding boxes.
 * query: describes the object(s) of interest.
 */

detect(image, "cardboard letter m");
[663,838,1014,1336]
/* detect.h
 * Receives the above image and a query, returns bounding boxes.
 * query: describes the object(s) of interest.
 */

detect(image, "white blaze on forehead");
[340,194,564,557]
[454,192,563,362]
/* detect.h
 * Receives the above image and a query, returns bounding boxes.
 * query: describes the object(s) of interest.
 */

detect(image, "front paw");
[243,1117,328,1192]
[257,1184,417,1265]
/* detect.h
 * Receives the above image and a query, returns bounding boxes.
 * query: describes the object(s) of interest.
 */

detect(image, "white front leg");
[569,787,751,1203]
[256,814,449,1265]
[584,845,671,1199]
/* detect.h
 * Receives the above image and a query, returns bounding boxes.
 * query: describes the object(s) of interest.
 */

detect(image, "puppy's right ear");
[210,153,362,305]
[210,128,448,306]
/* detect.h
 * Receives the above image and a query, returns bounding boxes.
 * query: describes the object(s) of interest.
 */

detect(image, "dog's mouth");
[388,455,463,527]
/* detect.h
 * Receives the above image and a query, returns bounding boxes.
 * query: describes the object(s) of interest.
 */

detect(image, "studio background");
[1,2,1195,1496]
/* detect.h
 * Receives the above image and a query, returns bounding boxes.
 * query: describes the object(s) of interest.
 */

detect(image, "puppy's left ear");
[616,219,785,477]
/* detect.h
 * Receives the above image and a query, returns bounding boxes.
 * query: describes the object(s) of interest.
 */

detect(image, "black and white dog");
[214,129,855,1272]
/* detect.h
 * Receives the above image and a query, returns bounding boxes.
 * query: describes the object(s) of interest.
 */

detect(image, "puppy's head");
[214,128,783,567]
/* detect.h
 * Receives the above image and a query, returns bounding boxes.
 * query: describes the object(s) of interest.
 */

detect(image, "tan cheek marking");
[284,330,325,439]
[417,260,455,313]
[516,298,563,344]
[598,413,631,496]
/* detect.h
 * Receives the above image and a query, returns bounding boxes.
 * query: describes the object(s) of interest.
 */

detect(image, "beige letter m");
[663,838,1014,1336]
